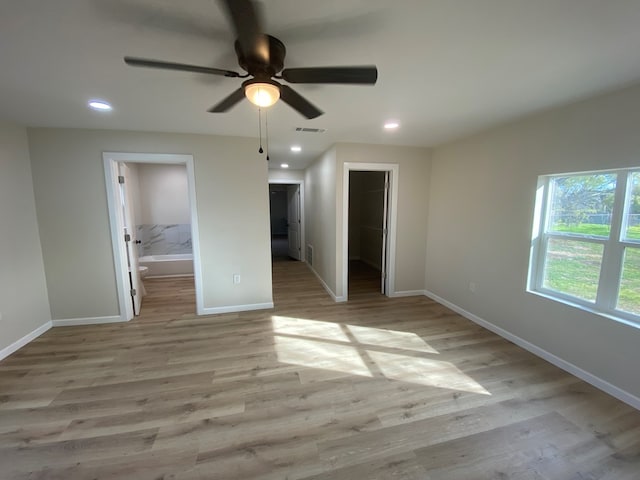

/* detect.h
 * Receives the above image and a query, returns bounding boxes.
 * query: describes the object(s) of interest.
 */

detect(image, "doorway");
[268,181,304,262]
[342,162,399,301]
[348,171,388,296]
[104,152,203,321]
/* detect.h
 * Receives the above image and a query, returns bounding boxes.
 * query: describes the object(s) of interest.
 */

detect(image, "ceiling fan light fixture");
[244,81,280,108]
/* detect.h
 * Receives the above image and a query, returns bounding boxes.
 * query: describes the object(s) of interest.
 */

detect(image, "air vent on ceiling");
[295,127,326,133]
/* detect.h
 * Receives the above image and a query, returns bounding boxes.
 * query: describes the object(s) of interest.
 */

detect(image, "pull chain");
[265,109,270,161]
[258,108,264,154]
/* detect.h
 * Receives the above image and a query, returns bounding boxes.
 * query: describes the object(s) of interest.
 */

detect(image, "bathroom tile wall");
[136,224,192,256]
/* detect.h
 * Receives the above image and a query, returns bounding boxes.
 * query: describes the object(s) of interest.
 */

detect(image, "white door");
[119,163,142,316]
[287,184,301,260]
[381,172,390,294]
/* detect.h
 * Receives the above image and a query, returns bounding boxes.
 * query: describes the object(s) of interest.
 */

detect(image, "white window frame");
[528,167,640,326]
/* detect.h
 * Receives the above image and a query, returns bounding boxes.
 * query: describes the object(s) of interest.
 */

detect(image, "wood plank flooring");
[1,261,639,479]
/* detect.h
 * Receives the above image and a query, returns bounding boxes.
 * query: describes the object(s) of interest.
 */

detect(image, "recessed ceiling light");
[290,145,302,152]
[89,100,112,112]
[281,163,289,168]
[384,122,399,130]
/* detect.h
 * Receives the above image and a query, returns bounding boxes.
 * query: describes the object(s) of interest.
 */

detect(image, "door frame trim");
[103,152,203,320]
[342,162,399,300]
[268,179,305,262]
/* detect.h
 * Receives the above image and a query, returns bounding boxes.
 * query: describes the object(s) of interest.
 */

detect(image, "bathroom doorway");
[104,153,203,321]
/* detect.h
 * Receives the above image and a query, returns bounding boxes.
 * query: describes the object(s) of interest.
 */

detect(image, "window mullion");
[596,171,628,310]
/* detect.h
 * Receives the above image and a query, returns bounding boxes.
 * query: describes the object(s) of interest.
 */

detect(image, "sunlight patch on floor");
[272,316,350,342]
[368,350,490,394]
[271,316,490,395]
[274,335,372,378]
[346,323,437,353]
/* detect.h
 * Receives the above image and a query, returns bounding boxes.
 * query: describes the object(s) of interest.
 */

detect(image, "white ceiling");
[2,0,640,169]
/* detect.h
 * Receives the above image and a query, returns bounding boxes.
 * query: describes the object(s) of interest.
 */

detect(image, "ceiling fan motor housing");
[235,35,286,79]
[123,0,376,118]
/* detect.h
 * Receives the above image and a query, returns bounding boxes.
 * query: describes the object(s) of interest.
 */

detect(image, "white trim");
[268,179,305,262]
[342,163,399,301]
[0,322,52,361]
[200,302,274,315]
[390,290,428,298]
[102,152,205,317]
[52,315,125,327]
[424,290,640,411]
[307,263,347,302]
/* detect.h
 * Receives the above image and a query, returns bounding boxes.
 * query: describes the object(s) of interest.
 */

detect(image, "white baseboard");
[0,321,52,361]
[146,273,195,279]
[424,290,640,411]
[199,302,274,315]
[391,289,427,298]
[307,264,347,302]
[52,315,127,327]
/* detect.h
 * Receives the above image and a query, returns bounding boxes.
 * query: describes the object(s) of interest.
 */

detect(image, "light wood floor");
[1,262,639,479]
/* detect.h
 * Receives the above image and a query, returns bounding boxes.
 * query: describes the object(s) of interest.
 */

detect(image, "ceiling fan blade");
[280,85,323,119]
[124,57,241,77]
[208,87,246,113]
[282,66,378,84]
[219,0,269,63]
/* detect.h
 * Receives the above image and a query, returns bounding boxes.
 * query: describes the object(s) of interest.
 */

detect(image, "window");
[529,168,640,323]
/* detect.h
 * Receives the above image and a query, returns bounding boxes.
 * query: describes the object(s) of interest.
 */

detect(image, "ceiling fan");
[123,0,378,119]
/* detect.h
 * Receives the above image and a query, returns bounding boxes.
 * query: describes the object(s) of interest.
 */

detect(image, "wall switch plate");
[233,274,241,284]
[469,282,477,293]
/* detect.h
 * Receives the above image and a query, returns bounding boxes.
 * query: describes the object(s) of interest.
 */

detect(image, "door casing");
[268,179,305,262]
[104,152,203,321]
[342,162,399,301]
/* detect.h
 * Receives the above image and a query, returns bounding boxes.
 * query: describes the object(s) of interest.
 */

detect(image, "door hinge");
[118,175,125,184]
[130,288,137,296]
[124,233,131,242]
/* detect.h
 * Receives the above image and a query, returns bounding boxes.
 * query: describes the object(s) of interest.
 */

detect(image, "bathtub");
[138,254,194,277]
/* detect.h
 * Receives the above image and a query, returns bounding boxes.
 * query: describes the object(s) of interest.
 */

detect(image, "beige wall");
[427,83,640,398]
[0,123,51,351]
[268,169,304,182]
[28,128,272,320]
[304,143,431,298]
[304,147,338,293]
[336,143,431,296]
[138,164,190,225]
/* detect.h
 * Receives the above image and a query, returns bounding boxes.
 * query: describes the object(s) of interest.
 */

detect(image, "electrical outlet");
[233,274,241,284]
[469,282,477,293]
